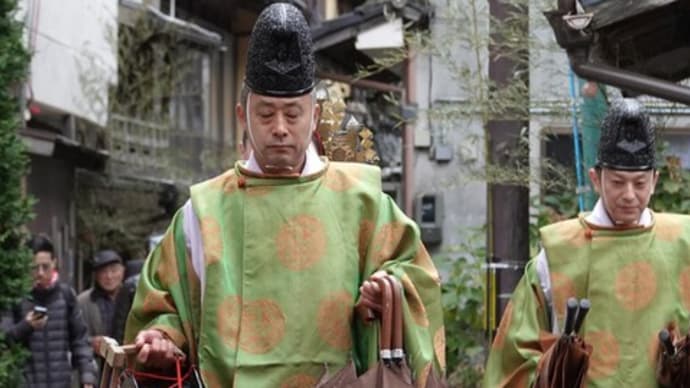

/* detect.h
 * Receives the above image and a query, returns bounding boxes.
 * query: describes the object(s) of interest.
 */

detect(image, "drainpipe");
[570,62,690,105]
[403,55,415,216]
[567,69,585,212]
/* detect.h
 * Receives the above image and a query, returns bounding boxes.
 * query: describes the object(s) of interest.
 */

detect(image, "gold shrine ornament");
[316,92,380,164]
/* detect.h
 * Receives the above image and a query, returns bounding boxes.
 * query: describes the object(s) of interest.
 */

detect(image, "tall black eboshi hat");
[245,3,315,97]
[597,98,656,171]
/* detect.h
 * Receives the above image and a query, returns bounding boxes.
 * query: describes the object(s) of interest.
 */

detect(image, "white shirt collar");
[585,198,652,227]
[243,143,325,176]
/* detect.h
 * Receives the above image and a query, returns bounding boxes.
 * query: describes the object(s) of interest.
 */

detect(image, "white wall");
[529,0,571,105]
[22,0,118,127]
[528,0,584,201]
[413,0,489,256]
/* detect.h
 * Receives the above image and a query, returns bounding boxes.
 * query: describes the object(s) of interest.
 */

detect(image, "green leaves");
[0,340,28,386]
[433,227,487,386]
[651,155,690,213]
[661,179,681,194]
[0,0,31,307]
[0,0,33,384]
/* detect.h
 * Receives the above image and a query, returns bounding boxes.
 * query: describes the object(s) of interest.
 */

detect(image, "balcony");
[109,114,230,185]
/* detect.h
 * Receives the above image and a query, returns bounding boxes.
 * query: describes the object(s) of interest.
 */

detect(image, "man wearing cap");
[484,98,690,387]
[77,250,126,355]
[124,3,444,387]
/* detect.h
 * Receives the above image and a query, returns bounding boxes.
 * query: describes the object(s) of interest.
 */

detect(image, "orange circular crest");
[156,234,180,286]
[550,272,576,321]
[216,295,242,349]
[614,261,656,311]
[324,165,360,192]
[371,222,407,266]
[238,299,286,354]
[276,215,327,271]
[200,216,223,265]
[358,220,375,263]
[280,374,318,388]
[586,331,620,380]
[317,291,353,350]
[400,273,429,327]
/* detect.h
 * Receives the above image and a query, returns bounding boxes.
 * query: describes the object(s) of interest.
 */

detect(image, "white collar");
[243,144,325,176]
[585,199,652,227]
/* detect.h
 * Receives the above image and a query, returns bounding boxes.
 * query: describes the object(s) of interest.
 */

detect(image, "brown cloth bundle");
[535,298,593,388]
[656,324,690,388]
[318,274,446,388]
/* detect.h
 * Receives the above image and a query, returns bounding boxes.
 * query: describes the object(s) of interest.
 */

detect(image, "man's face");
[237,92,319,174]
[32,251,55,289]
[95,262,125,293]
[589,168,659,225]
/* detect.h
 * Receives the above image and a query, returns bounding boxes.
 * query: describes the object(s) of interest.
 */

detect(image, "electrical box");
[431,144,453,162]
[415,193,443,245]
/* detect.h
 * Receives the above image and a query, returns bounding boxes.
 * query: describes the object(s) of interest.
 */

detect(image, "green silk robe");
[125,160,445,387]
[484,212,690,387]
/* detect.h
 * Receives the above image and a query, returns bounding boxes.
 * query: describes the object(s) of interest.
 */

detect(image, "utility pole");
[486,0,530,335]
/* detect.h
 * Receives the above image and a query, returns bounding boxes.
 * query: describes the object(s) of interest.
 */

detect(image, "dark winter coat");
[0,282,97,388]
[77,286,115,341]
[112,274,139,344]
[112,259,144,344]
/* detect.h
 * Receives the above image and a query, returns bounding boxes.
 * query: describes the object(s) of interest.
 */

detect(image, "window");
[170,46,211,133]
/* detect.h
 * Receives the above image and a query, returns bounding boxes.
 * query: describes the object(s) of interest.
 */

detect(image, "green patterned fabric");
[125,160,445,388]
[485,212,690,387]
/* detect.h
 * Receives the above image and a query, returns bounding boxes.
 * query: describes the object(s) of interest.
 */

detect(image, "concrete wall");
[21,0,118,127]
[412,0,489,256]
[26,155,76,285]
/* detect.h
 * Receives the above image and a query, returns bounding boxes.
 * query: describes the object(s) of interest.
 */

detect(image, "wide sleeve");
[124,209,199,359]
[483,259,557,388]
[355,193,445,387]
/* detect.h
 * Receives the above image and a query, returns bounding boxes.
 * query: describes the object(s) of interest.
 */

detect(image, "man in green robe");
[124,3,445,387]
[484,98,690,387]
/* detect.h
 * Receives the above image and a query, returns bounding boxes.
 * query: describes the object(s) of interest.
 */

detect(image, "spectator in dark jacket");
[0,234,96,388]
[111,258,144,344]
[77,250,125,355]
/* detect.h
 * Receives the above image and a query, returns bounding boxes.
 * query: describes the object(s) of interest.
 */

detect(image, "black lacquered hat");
[597,98,656,171]
[245,2,315,97]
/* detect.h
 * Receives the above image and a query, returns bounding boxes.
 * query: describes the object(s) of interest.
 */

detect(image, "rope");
[124,357,194,388]
[176,356,183,388]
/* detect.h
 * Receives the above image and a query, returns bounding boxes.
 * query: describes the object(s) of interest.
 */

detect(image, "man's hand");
[358,271,388,313]
[25,311,48,330]
[83,384,94,388]
[134,329,185,369]
[91,335,104,355]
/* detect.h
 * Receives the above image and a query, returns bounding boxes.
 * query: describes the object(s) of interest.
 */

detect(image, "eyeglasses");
[31,263,52,273]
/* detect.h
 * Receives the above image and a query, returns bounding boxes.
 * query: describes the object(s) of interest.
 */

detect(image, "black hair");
[27,234,55,258]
